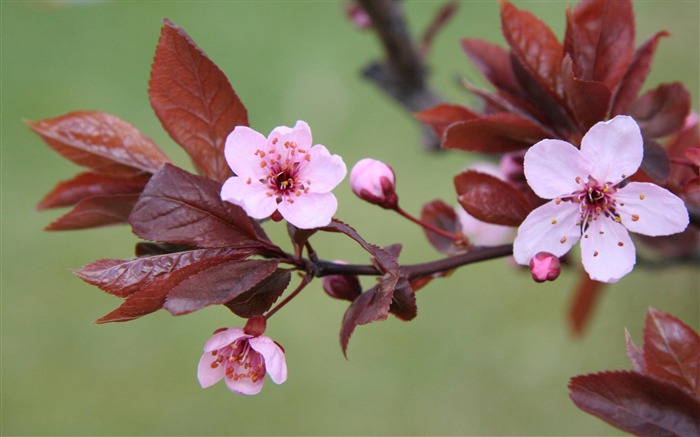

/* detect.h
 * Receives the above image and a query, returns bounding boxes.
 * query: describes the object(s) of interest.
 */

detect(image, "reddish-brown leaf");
[389,278,417,321]
[611,31,669,117]
[454,170,531,226]
[414,104,479,138]
[149,19,248,183]
[562,56,611,133]
[45,193,140,231]
[509,56,576,135]
[568,273,606,336]
[163,259,278,315]
[569,371,700,437]
[129,164,258,247]
[225,269,291,318]
[640,140,671,184]
[75,247,259,298]
[629,83,691,140]
[27,111,169,175]
[317,220,399,276]
[420,199,465,255]
[564,0,635,90]
[443,113,548,153]
[95,252,232,323]
[38,172,151,210]
[460,38,522,98]
[643,307,700,397]
[625,329,646,373]
[340,272,400,357]
[500,1,563,92]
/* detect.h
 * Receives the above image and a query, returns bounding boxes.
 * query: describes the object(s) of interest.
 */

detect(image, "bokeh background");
[2,1,698,435]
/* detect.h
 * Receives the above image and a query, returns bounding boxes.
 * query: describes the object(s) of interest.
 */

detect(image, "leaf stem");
[394,205,463,242]
[264,273,313,320]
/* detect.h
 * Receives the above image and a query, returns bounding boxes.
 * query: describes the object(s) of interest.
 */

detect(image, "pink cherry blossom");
[513,115,689,283]
[197,327,287,396]
[221,121,347,229]
[349,158,398,208]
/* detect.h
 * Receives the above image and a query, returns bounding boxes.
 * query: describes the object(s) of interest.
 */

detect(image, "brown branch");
[357,0,444,150]
[313,244,513,279]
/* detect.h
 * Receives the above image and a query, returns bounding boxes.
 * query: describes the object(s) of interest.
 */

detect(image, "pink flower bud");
[350,158,398,208]
[529,252,561,283]
[322,261,362,301]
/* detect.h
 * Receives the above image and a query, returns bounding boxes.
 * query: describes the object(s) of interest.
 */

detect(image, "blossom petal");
[278,192,338,229]
[249,336,288,385]
[616,182,689,236]
[269,120,312,150]
[197,352,225,388]
[524,139,592,199]
[221,177,277,219]
[301,145,347,193]
[456,207,513,246]
[580,115,643,185]
[224,370,264,396]
[203,327,247,352]
[513,200,582,265]
[224,126,268,178]
[580,218,635,283]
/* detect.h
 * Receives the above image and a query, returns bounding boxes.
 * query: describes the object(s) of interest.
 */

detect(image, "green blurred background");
[2,1,698,435]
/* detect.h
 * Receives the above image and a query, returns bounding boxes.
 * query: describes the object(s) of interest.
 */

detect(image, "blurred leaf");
[460,38,522,97]
[149,19,248,183]
[454,170,531,226]
[27,111,169,175]
[225,269,291,318]
[38,171,151,210]
[569,371,700,437]
[45,193,140,230]
[443,113,547,153]
[640,140,671,184]
[414,104,478,138]
[564,0,635,90]
[129,164,259,247]
[75,247,258,298]
[568,273,606,336]
[610,31,669,117]
[420,199,464,255]
[500,1,562,92]
[163,259,278,315]
[630,83,691,139]
[643,307,700,397]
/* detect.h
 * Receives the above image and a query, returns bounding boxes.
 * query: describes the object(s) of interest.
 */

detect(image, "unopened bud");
[529,252,561,283]
[322,261,362,301]
[243,315,267,336]
[349,158,398,208]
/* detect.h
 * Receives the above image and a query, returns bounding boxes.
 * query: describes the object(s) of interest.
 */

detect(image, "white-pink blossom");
[221,121,347,229]
[197,327,287,396]
[513,115,689,283]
